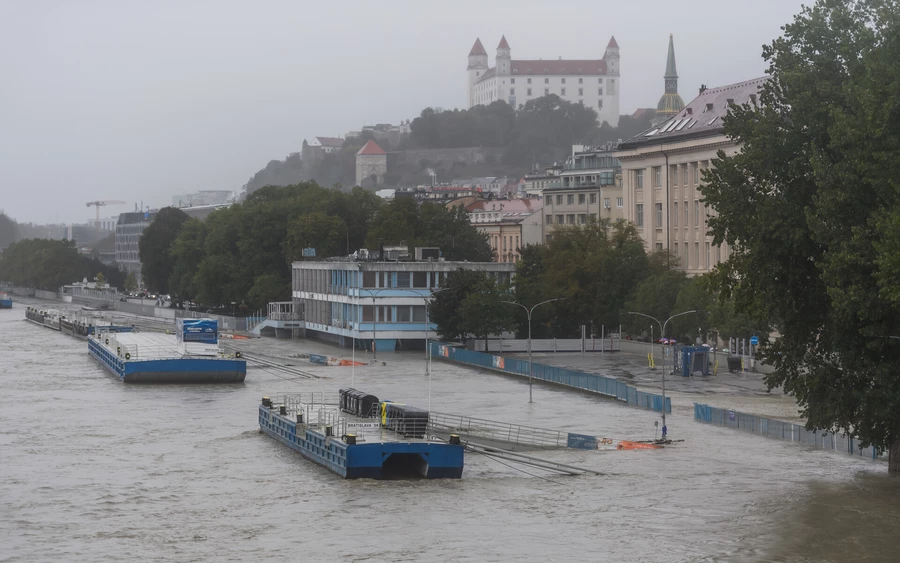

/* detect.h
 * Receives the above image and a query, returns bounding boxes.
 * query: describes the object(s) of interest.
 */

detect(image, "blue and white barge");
[259,390,464,479]
[88,318,246,383]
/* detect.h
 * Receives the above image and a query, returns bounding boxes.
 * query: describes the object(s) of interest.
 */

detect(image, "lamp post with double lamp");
[360,288,392,361]
[421,287,449,413]
[626,309,699,435]
[501,298,564,403]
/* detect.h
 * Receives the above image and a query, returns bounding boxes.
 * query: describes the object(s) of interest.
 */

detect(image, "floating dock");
[0,293,11,309]
[25,307,61,330]
[88,318,246,383]
[259,391,464,479]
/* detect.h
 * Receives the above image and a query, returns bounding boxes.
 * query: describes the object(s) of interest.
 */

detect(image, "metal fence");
[693,403,885,460]
[431,343,671,414]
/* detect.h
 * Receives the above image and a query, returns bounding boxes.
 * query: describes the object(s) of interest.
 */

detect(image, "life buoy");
[125,352,131,360]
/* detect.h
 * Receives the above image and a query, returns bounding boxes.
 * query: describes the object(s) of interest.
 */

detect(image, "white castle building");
[467,35,620,126]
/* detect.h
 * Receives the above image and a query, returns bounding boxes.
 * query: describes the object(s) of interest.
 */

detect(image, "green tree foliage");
[0,238,123,290]
[460,278,515,350]
[699,0,900,469]
[429,269,503,342]
[95,271,106,286]
[284,212,349,262]
[410,102,517,149]
[139,206,190,294]
[366,199,492,261]
[513,221,650,337]
[124,272,138,294]
[0,212,20,249]
[505,95,601,166]
[624,268,688,337]
[167,218,207,301]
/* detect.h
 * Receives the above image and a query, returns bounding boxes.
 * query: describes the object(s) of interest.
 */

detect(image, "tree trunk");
[891,438,900,474]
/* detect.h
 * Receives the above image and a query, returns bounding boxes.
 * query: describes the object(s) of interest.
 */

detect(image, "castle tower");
[655,34,685,123]
[603,36,619,76]
[467,38,488,108]
[496,35,511,76]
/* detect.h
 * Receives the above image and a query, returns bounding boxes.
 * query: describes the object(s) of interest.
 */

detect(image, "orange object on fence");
[616,440,664,450]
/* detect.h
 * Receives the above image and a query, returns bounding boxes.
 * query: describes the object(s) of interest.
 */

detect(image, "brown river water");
[1,307,899,562]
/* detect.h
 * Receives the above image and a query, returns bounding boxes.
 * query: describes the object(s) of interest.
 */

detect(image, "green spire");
[665,34,678,79]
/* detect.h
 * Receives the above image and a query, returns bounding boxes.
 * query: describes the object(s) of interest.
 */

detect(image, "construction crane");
[85,200,126,222]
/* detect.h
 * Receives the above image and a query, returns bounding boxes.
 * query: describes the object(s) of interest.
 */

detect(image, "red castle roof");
[607,36,619,49]
[469,38,487,56]
[497,35,510,50]
[356,140,386,156]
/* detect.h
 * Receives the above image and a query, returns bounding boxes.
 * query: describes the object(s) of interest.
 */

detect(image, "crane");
[86,200,126,222]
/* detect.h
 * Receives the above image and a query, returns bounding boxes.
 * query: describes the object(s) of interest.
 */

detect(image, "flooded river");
[1,308,898,562]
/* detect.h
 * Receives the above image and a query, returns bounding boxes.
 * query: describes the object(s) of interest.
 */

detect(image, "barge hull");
[88,338,246,384]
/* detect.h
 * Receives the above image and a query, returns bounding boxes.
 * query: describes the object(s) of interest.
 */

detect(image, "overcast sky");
[1,0,808,224]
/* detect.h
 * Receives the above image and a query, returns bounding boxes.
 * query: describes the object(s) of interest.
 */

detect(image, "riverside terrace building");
[542,144,623,242]
[614,77,766,275]
[291,255,515,351]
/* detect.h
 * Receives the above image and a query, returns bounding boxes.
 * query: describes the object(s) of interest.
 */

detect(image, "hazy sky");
[1,0,808,224]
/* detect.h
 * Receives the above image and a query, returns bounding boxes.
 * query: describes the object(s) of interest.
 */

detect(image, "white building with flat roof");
[292,255,515,351]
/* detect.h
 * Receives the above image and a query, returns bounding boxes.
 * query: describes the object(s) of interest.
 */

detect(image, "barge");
[259,390,464,479]
[0,292,11,309]
[88,318,246,383]
[25,307,62,330]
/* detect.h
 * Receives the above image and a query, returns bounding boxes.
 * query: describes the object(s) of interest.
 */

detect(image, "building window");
[602,197,609,209]
[397,271,410,287]
[692,162,699,184]
[617,197,623,208]
[510,88,515,95]
[412,305,426,322]
[527,78,532,84]
[566,214,575,224]
[598,88,603,95]
[567,194,574,205]
[684,201,689,226]
[656,242,663,251]
[578,78,583,84]
[413,272,427,288]
[397,306,411,322]
[578,194,586,204]
[561,78,566,84]
[545,88,549,96]
[561,88,566,96]
[608,78,616,95]
[578,214,586,224]
[556,195,563,205]
[598,99,603,109]
[546,214,552,224]
[362,305,374,322]
[636,204,644,227]
[511,78,515,84]
[684,242,688,263]
[527,88,532,96]
[653,166,662,188]
[635,169,644,189]
[706,242,711,268]
[544,78,549,84]
[556,214,563,224]
[655,203,663,227]
[578,88,583,96]
[674,202,678,227]
[590,193,597,204]
[694,200,700,226]
[695,242,700,268]
[671,165,679,186]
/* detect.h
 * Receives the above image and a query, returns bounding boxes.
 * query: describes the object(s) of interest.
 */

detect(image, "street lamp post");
[422,287,449,413]
[627,309,699,435]
[502,298,564,403]
[361,288,391,361]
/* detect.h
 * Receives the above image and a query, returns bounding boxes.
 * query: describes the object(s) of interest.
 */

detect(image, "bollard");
[344,434,357,445]
[296,413,304,424]
[325,425,333,437]
[261,396,272,407]
[279,405,286,415]
[449,434,461,445]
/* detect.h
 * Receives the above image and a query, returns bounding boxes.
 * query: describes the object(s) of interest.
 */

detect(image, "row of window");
[548,193,623,207]
[634,201,703,228]
[511,77,614,87]
[546,213,598,225]
[634,162,707,189]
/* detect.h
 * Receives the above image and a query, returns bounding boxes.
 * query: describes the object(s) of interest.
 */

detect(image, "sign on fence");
[567,433,599,450]
[492,355,505,369]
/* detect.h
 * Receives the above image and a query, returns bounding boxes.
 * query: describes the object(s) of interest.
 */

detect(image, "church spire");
[665,34,678,82]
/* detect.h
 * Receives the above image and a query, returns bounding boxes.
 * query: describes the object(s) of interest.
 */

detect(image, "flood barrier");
[693,403,884,460]
[431,343,671,414]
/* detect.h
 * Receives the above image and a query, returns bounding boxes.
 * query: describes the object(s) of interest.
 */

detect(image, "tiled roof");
[356,140,386,156]
[475,67,497,83]
[469,38,487,56]
[315,136,344,148]
[511,59,608,76]
[465,199,543,214]
[607,36,619,49]
[619,77,768,149]
[497,35,510,50]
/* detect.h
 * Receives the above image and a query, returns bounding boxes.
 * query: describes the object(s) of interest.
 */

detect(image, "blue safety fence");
[694,403,884,461]
[431,343,670,414]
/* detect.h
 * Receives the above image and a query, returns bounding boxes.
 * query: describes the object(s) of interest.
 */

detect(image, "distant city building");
[543,144,623,242]
[654,35,685,125]
[355,140,388,187]
[172,190,234,208]
[616,77,767,274]
[468,35,621,126]
[292,254,515,351]
[522,164,563,198]
[115,211,157,287]
[464,199,544,263]
[88,216,118,231]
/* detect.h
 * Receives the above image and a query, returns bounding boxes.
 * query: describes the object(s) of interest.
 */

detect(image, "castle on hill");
[467,35,620,126]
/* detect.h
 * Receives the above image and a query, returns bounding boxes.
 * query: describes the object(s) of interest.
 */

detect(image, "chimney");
[699,84,707,95]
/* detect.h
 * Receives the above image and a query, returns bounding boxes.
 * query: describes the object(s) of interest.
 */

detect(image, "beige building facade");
[615,77,766,274]
[465,199,544,263]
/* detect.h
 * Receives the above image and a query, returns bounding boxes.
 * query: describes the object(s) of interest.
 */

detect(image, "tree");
[624,268,688,338]
[429,269,493,342]
[124,272,138,294]
[0,212,19,249]
[95,272,106,286]
[699,0,900,471]
[460,278,515,350]
[167,218,207,302]
[284,212,348,263]
[139,206,190,294]
[505,95,600,166]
